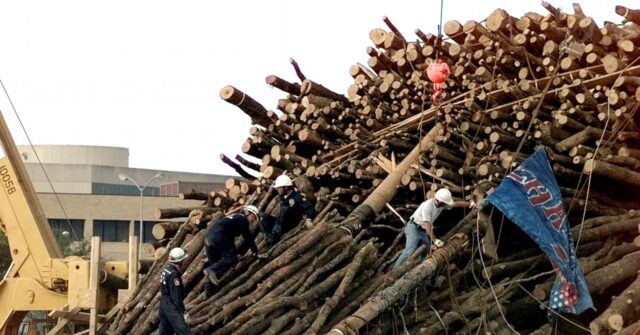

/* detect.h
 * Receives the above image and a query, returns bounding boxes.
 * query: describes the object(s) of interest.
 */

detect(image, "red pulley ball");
[426,59,450,84]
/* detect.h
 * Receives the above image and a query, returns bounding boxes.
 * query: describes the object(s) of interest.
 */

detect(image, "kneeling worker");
[394,188,475,268]
[261,174,316,245]
[203,205,263,293]
[160,247,191,335]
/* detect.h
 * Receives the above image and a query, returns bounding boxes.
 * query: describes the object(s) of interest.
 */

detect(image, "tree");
[0,228,91,278]
[53,230,90,258]
[0,231,10,278]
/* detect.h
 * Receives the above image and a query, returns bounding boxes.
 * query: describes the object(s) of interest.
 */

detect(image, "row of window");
[48,219,158,243]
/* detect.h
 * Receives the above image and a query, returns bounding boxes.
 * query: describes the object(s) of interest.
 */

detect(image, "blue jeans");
[394,222,431,268]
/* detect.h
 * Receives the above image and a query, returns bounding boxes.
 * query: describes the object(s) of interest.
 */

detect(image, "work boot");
[204,268,220,286]
[263,234,275,247]
[204,282,216,298]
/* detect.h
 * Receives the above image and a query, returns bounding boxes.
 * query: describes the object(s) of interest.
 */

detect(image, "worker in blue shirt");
[159,247,190,335]
[260,174,316,245]
[203,205,264,296]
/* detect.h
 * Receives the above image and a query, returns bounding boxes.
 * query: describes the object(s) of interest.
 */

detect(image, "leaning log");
[328,231,472,335]
[590,273,640,334]
[220,85,275,127]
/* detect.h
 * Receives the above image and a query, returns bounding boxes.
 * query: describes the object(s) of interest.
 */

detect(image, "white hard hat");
[273,174,293,188]
[244,205,261,223]
[434,188,454,206]
[168,247,187,263]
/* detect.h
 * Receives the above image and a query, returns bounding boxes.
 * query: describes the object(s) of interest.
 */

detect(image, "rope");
[429,304,447,334]
[0,80,80,241]
[397,306,410,335]
[474,212,521,335]
[518,283,591,333]
[435,0,444,61]
[574,55,640,251]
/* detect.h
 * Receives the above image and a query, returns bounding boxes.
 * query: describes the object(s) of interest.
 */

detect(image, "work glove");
[434,239,445,248]
[469,200,476,209]
[256,252,268,260]
[304,218,314,229]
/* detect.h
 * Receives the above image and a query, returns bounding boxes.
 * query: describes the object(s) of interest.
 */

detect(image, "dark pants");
[260,214,295,243]
[204,232,238,295]
[159,301,190,335]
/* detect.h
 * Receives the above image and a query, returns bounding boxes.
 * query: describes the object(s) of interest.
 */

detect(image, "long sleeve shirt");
[160,264,186,314]
[276,190,316,230]
[209,213,258,254]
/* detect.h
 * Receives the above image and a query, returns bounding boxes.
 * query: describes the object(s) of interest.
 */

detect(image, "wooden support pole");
[117,237,138,304]
[89,236,101,335]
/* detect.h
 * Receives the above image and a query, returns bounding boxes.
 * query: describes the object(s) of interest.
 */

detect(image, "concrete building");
[18,144,232,260]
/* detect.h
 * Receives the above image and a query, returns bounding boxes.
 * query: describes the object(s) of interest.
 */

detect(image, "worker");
[393,188,475,268]
[159,247,191,335]
[260,174,316,245]
[203,205,263,295]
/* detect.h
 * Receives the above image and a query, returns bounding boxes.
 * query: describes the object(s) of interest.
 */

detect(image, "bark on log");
[154,207,216,220]
[327,231,472,335]
[590,274,640,334]
[586,251,640,295]
[220,86,274,127]
[584,158,640,187]
[151,221,183,240]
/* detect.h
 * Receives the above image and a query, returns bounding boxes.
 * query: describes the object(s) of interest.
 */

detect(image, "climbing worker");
[203,205,264,296]
[260,174,316,245]
[159,247,191,335]
[393,188,475,268]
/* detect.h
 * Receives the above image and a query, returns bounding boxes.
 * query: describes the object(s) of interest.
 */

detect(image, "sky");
[0,0,637,176]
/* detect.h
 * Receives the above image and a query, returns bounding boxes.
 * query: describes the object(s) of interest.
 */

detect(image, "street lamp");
[118,172,164,259]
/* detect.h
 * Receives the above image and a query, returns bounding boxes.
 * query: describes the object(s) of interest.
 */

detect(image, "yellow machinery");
[0,108,134,334]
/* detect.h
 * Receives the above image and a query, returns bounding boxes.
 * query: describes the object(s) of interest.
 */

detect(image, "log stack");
[105,3,640,335]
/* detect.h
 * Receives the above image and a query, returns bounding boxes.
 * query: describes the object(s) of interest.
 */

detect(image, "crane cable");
[0,80,79,241]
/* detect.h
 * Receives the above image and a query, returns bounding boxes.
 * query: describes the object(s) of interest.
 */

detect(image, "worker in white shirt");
[394,188,475,268]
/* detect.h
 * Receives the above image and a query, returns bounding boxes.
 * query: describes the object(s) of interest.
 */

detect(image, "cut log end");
[219,85,237,101]
[608,314,624,332]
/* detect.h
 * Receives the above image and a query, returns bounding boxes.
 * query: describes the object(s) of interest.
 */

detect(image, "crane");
[0,105,133,334]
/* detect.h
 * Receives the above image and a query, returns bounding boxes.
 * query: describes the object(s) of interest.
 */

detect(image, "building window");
[91,183,159,196]
[48,219,85,241]
[133,221,159,243]
[93,220,129,242]
[161,182,178,197]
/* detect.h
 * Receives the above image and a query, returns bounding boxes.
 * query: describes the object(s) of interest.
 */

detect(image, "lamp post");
[118,172,164,259]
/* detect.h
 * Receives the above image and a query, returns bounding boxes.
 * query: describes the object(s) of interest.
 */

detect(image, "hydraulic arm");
[0,107,124,334]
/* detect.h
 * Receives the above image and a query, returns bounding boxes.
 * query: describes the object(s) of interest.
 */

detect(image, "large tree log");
[590,274,640,334]
[328,230,473,335]
[584,158,640,187]
[154,207,217,220]
[305,243,376,334]
[586,251,640,295]
[151,221,183,240]
[220,85,274,127]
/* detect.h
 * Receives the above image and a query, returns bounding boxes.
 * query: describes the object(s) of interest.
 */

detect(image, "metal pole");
[119,172,163,261]
[139,187,144,260]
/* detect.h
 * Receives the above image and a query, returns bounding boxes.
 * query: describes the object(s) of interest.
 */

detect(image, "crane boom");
[0,106,128,334]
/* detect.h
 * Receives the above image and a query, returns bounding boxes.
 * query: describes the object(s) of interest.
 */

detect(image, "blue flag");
[486,147,593,314]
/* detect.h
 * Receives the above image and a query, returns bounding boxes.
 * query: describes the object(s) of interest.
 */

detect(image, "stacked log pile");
[105,3,640,335]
